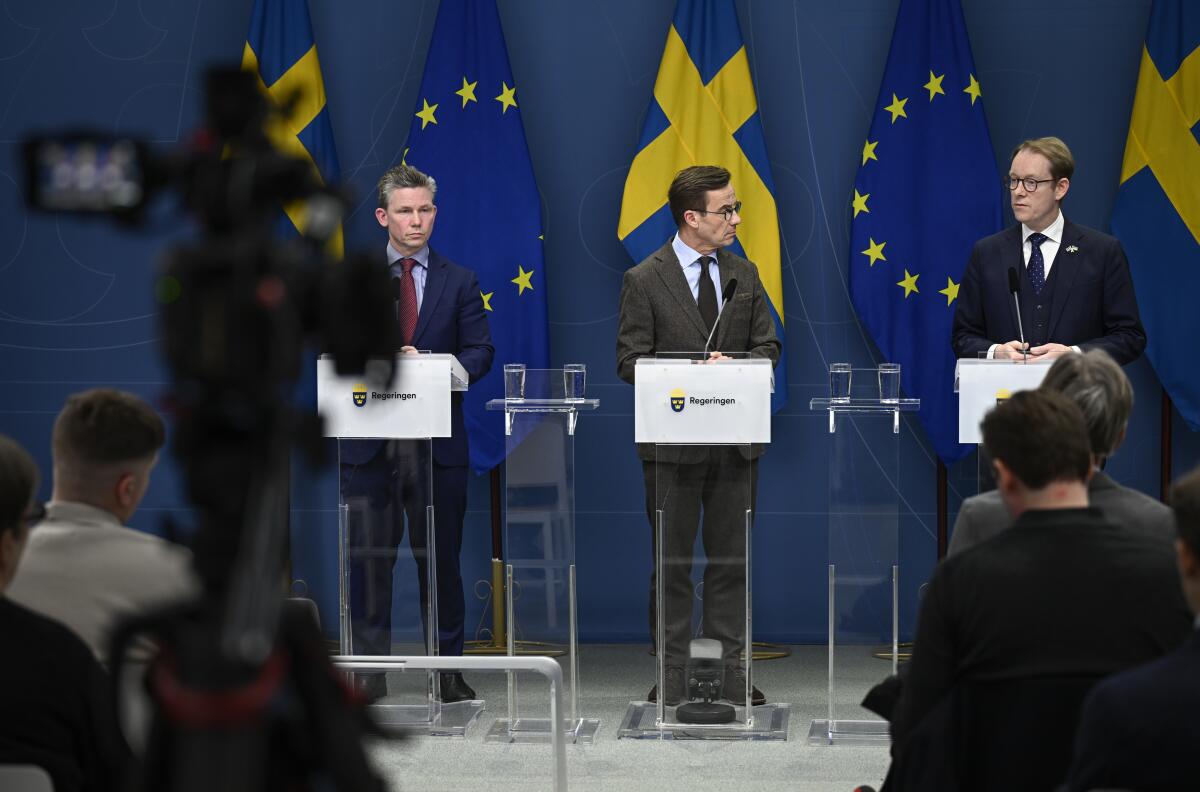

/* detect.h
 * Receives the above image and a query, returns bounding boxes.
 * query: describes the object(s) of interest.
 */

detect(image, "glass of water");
[878,363,900,404]
[563,363,586,402]
[504,363,526,401]
[829,363,852,403]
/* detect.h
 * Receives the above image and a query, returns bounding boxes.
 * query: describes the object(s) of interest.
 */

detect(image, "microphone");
[1007,267,1028,357]
[703,278,739,358]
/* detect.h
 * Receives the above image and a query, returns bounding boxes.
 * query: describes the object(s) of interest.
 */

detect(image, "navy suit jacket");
[1065,629,1200,792]
[951,220,1146,364]
[340,248,494,468]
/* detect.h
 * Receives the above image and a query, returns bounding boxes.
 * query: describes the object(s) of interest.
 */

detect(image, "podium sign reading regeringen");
[317,353,467,439]
[955,358,1053,443]
[633,358,772,444]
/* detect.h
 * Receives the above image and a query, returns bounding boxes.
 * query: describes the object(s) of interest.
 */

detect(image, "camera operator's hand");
[400,345,420,355]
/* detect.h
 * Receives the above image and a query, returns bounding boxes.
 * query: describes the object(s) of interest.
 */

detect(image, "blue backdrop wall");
[1,0,1196,643]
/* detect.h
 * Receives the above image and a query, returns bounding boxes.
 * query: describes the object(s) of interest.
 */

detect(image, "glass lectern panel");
[485,371,600,743]
[827,414,899,732]
[337,437,439,727]
[503,409,578,734]
[653,440,754,731]
[808,365,917,745]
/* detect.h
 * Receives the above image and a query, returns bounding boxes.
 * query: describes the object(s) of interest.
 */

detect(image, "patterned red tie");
[397,257,419,346]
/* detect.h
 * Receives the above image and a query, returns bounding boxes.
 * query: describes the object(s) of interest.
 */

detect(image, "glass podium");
[484,367,600,743]
[619,352,788,740]
[317,353,484,736]
[808,364,919,745]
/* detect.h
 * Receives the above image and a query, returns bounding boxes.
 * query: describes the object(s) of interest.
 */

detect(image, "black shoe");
[355,673,387,704]
[647,666,686,706]
[438,672,476,703]
[723,668,766,706]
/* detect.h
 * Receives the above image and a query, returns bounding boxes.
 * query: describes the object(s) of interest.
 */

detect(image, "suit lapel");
[1046,221,1084,341]
[411,250,447,347]
[714,250,739,350]
[652,243,710,342]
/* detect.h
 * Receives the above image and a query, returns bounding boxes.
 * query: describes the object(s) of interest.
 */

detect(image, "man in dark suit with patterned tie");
[951,136,1146,364]
[340,164,493,703]
[616,165,780,706]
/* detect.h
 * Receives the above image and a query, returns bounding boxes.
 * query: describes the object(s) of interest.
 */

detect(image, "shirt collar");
[1022,210,1064,245]
[387,244,430,269]
[671,233,715,270]
[44,500,124,528]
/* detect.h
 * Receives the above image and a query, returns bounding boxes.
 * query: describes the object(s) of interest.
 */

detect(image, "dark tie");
[396,257,419,346]
[1027,232,1048,296]
[696,256,718,332]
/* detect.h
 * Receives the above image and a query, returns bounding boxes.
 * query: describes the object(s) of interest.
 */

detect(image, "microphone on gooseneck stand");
[703,278,739,358]
[1007,267,1028,360]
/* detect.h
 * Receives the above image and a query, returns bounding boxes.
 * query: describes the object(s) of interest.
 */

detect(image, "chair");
[0,765,54,792]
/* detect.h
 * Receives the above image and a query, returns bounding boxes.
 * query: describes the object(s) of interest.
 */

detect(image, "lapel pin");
[1065,245,1078,253]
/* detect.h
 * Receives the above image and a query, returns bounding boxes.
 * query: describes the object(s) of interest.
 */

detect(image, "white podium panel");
[633,358,772,444]
[955,359,1053,443]
[317,353,467,439]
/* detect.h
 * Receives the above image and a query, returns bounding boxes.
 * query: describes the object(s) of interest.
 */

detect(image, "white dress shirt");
[671,233,724,311]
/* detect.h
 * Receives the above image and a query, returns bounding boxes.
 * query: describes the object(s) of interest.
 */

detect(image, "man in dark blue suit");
[952,137,1146,364]
[340,164,493,703]
[1065,465,1200,792]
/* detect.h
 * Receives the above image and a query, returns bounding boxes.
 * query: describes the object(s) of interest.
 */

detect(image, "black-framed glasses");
[1005,176,1056,192]
[697,201,742,222]
[22,501,46,530]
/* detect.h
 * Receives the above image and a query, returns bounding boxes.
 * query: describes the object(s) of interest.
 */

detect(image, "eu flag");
[1112,0,1200,429]
[618,0,786,412]
[849,0,1001,463]
[242,0,343,258]
[403,0,550,473]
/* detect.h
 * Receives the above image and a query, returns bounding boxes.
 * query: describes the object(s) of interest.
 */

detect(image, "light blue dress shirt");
[671,233,723,311]
[387,243,429,310]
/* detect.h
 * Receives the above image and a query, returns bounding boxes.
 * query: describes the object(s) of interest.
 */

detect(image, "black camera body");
[677,638,735,725]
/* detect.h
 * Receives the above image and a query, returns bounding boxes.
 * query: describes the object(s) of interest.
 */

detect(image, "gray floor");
[365,644,894,792]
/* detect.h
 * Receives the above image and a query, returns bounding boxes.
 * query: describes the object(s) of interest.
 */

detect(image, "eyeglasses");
[696,201,742,222]
[22,501,46,530]
[1005,176,1056,192]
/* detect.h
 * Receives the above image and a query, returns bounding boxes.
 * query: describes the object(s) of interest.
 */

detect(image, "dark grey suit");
[616,240,780,669]
[948,470,1173,556]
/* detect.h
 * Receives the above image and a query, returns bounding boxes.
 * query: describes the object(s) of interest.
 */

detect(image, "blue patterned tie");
[1027,232,1048,296]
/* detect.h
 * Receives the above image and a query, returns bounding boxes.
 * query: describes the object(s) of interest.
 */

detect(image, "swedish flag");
[618,0,786,412]
[242,0,343,257]
[848,0,1001,463]
[1112,0,1200,429]
[402,0,550,473]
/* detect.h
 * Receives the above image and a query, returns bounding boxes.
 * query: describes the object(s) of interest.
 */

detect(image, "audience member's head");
[1039,349,1133,463]
[982,389,1093,517]
[52,389,164,523]
[0,435,40,592]
[1169,466,1200,615]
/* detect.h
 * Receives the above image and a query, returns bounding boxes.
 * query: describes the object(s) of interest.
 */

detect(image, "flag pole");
[489,465,506,648]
